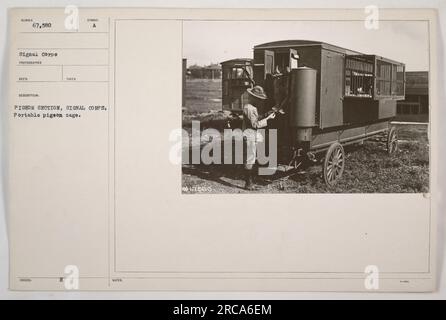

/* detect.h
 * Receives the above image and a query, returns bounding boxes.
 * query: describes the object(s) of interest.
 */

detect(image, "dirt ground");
[182,79,429,194]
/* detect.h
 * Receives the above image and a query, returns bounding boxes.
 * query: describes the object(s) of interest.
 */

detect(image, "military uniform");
[242,86,274,190]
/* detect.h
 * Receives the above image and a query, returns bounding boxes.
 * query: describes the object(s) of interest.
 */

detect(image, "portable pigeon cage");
[221,40,405,186]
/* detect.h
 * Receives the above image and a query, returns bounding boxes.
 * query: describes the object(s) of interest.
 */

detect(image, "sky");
[183,20,429,71]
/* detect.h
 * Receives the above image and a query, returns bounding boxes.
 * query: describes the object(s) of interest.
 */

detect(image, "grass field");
[184,79,222,114]
[182,79,430,194]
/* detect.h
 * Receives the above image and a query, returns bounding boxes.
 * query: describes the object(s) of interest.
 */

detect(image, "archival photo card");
[6,7,437,292]
[181,20,430,194]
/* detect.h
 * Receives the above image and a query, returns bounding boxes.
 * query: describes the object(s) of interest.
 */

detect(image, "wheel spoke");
[388,129,398,154]
[324,143,345,186]
[335,149,341,159]
[334,167,339,177]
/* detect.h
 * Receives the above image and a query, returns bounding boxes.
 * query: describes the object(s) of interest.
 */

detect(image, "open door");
[264,50,275,78]
[253,49,275,88]
[263,50,275,108]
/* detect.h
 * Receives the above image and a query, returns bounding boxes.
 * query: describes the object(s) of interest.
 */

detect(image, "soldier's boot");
[244,169,255,191]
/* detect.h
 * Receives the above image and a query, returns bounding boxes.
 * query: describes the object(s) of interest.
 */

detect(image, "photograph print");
[181,20,430,194]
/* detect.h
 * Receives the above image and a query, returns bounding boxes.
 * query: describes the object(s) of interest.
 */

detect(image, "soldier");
[242,85,276,190]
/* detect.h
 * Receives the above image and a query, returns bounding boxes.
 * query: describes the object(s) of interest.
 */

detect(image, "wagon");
[221,40,405,186]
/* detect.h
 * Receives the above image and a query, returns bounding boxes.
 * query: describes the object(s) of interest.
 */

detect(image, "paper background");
[0,0,445,298]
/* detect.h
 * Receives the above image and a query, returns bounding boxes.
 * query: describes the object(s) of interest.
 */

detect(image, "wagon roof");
[220,58,253,64]
[254,40,363,55]
[254,40,405,65]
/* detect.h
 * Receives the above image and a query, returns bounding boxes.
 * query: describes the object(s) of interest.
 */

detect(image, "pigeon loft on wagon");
[221,40,405,186]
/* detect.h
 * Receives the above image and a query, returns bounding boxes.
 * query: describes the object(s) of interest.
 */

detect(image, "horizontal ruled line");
[17,64,109,67]
[17,47,108,50]
[16,80,108,83]
[19,31,109,34]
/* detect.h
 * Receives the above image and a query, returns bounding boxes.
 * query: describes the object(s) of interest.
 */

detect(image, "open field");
[182,79,430,194]
[184,79,222,114]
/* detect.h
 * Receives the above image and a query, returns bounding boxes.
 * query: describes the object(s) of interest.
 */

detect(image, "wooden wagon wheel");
[387,127,398,154]
[323,142,345,187]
